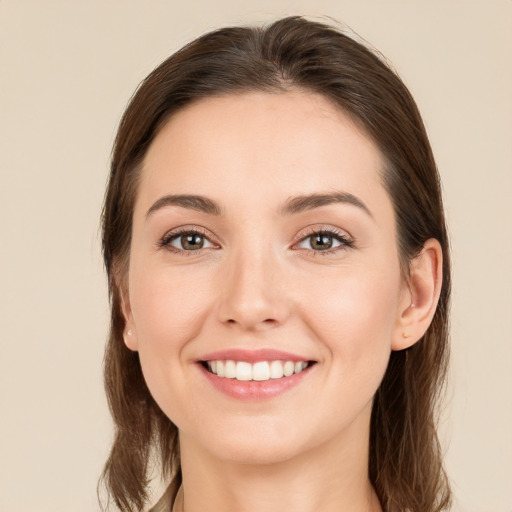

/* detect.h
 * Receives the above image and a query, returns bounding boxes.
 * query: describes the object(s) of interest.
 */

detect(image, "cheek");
[297,266,401,379]
[303,267,399,335]
[130,263,213,346]
[128,263,215,396]
[291,268,401,435]
[127,263,218,423]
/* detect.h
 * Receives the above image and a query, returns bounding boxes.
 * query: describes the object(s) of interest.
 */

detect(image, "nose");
[216,244,290,332]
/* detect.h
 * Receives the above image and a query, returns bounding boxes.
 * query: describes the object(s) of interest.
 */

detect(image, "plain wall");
[1,1,511,511]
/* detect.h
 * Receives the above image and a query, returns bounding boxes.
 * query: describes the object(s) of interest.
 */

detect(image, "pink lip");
[198,362,314,401]
[198,348,312,363]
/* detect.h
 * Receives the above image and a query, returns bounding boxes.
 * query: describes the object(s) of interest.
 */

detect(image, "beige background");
[1,1,511,511]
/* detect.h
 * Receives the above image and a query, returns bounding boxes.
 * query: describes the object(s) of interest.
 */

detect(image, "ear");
[392,238,443,351]
[115,263,139,352]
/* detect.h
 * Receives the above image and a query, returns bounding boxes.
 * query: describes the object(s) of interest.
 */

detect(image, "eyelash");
[158,227,216,256]
[158,227,354,256]
[295,227,355,256]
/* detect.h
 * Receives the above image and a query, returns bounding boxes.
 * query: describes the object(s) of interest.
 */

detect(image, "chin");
[212,439,304,466]
[187,417,318,466]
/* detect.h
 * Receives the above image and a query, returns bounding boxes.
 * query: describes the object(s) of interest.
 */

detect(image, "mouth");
[200,359,316,382]
[197,349,317,401]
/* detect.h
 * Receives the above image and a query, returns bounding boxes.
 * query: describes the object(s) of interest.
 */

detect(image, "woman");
[100,16,451,512]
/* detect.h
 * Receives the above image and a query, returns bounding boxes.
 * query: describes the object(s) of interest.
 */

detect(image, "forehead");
[137,91,390,220]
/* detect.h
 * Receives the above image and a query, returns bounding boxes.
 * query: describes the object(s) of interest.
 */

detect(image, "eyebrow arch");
[145,191,372,220]
[280,191,373,217]
[146,194,222,218]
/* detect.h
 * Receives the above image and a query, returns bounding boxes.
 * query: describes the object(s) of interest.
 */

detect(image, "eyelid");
[291,225,355,253]
[158,225,220,253]
[157,224,354,255]
[294,224,353,241]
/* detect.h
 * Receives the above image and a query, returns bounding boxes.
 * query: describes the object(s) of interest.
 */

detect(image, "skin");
[120,91,442,512]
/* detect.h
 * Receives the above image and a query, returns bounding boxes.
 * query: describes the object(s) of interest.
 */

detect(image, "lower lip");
[198,363,313,401]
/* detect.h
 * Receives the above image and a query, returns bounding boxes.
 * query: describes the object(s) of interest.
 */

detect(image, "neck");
[176,407,382,512]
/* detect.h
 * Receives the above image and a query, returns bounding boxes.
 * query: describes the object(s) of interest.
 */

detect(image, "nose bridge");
[217,234,288,330]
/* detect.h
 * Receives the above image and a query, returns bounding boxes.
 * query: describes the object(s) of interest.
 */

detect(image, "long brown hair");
[100,16,451,512]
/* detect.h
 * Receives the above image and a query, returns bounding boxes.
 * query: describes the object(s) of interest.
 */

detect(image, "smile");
[198,349,316,400]
[204,360,311,381]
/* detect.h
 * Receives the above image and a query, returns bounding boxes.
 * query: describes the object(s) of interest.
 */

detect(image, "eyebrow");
[146,194,222,218]
[145,191,372,219]
[280,191,373,218]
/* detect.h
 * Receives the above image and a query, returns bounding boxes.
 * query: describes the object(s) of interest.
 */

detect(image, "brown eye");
[166,231,214,251]
[296,230,352,252]
[182,233,204,250]
[310,234,334,250]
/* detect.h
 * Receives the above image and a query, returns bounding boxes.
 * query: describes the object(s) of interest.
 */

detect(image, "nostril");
[224,317,279,328]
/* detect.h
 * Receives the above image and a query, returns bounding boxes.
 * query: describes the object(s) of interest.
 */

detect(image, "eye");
[295,229,353,253]
[160,229,216,252]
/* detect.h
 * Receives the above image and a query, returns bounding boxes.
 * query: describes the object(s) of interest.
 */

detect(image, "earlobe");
[116,270,139,352]
[392,238,443,351]
[123,327,138,351]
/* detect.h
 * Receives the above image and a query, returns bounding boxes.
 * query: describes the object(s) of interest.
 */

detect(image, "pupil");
[182,234,204,250]
[312,234,332,250]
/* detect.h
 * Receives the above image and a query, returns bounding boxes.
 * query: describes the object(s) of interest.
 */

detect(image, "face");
[122,91,410,465]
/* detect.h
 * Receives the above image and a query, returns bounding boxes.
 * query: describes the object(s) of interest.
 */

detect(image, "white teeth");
[283,361,295,377]
[252,361,270,381]
[225,360,236,379]
[270,360,284,379]
[205,359,310,381]
[236,361,253,381]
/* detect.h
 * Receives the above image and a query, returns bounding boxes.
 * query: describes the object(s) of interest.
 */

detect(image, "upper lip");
[199,348,314,363]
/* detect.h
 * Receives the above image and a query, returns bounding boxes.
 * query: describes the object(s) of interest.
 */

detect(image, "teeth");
[236,361,252,381]
[205,360,310,381]
[225,360,236,379]
[283,361,294,377]
[270,360,284,379]
[253,361,270,381]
